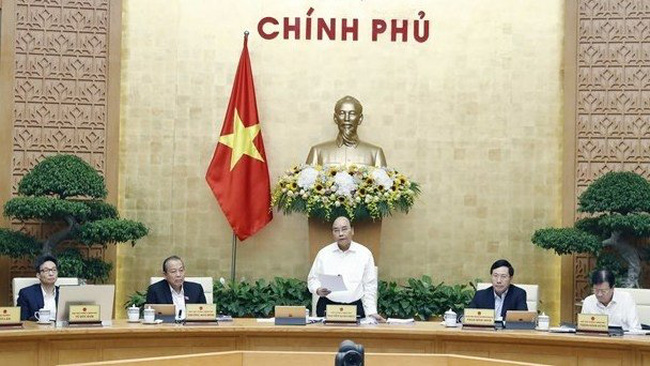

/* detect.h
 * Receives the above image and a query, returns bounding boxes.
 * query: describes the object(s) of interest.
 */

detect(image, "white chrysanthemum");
[371,168,393,190]
[334,171,356,196]
[297,166,319,189]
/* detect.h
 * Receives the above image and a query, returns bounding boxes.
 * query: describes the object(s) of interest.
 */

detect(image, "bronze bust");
[306,96,387,167]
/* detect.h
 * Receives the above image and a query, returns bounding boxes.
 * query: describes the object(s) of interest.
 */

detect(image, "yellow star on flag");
[219,109,265,170]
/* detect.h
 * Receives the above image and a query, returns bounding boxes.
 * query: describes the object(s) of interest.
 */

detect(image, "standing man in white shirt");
[146,256,207,319]
[17,254,59,321]
[581,269,641,331]
[308,216,385,322]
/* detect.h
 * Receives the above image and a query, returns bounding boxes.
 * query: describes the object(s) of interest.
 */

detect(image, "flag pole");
[228,29,247,283]
[206,28,272,281]
[231,232,238,282]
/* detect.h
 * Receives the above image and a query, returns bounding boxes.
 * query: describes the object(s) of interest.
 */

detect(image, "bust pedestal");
[308,218,382,262]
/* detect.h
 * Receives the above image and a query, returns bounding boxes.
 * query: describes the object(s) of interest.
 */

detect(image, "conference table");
[1,319,650,366]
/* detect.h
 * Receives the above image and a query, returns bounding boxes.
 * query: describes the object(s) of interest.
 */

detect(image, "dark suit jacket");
[145,280,207,305]
[467,284,528,318]
[16,283,59,321]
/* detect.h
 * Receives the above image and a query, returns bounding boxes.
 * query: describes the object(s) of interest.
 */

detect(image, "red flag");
[206,34,272,240]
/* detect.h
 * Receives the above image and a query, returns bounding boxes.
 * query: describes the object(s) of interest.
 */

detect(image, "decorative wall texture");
[0,0,120,302]
[572,0,650,312]
[117,0,564,320]
[5,0,644,322]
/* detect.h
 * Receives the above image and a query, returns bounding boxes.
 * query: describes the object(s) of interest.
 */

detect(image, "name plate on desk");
[463,308,495,327]
[186,304,217,321]
[505,310,537,330]
[325,305,357,323]
[275,306,306,326]
[69,305,101,323]
[577,313,608,333]
[0,307,21,325]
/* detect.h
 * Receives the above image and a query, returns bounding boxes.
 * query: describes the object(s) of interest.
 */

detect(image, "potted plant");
[0,154,149,282]
[532,171,650,287]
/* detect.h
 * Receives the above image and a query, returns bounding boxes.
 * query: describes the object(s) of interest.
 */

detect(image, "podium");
[308,218,382,261]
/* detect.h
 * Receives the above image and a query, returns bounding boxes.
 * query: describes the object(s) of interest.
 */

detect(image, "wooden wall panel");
[0,0,121,305]
[567,0,650,319]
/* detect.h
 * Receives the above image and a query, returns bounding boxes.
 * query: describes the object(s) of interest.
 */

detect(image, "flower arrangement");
[271,164,420,222]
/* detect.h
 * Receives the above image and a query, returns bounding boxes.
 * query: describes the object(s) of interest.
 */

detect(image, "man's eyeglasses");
[593,288,612,295]
[492,274,510,280]
[40,268,58,274]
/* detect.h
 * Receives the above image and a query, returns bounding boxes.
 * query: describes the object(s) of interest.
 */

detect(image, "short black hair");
[34,254,58,273]
[591,269,615,288]
[490,259,514,277]
[162,255,183,273]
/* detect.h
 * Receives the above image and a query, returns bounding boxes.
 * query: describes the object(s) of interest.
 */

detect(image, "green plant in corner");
[57,248,113,283]
[0,154,149,282]
[595,250,627,287]
[532,171,650,287]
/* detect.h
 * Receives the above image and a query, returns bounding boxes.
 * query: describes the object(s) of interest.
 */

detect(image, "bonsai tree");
[532,171,650,287]
[0,154,148,282]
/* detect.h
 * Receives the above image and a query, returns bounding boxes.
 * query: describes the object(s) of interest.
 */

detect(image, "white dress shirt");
[581,289,641,331]
[494,289,508,320]
[169,284,186,319]
[307,241,378,316]
[41,285,57,321]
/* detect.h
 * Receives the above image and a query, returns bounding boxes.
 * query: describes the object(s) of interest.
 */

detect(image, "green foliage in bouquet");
[0,154,148,282]
[272,164,420,222]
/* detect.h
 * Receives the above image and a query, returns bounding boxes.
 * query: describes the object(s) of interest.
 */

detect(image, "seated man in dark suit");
[17,255,60,321]
[146,255,206,319]
[467,259,527,320]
